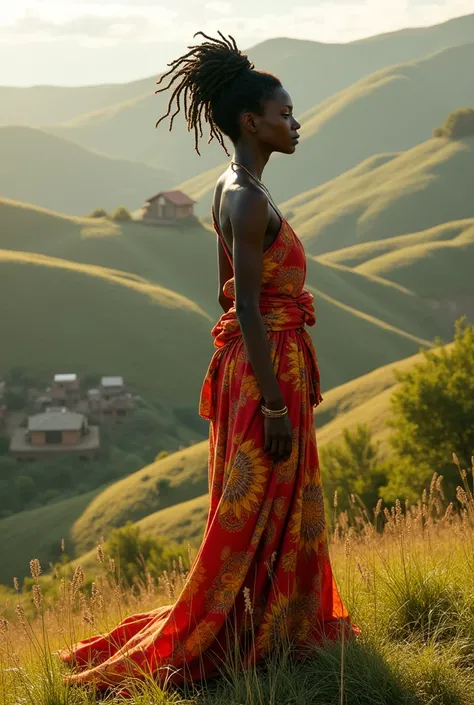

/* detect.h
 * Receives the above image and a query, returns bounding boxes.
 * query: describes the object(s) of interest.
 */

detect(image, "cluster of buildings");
[8,373,135,461]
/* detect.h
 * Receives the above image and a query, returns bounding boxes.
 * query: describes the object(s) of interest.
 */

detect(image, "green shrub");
[433,107,474,139]
[89,207,108,218]
[112,206,132,222]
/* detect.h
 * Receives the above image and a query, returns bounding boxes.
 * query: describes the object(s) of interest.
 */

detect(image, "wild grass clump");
[0,457,473,704]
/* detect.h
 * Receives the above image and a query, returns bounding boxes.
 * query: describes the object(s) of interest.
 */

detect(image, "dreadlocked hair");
[155,31,282,156]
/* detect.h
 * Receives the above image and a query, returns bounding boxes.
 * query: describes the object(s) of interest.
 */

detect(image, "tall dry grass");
[1,456,473,705]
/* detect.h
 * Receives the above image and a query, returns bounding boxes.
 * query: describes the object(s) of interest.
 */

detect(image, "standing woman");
[59,31,358,693]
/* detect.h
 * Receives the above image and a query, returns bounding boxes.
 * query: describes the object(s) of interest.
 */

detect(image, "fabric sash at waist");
[211,289,316,348]
[199,289,323,421]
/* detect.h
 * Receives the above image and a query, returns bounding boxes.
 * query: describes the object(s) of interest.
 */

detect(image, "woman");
[59,31,358,693]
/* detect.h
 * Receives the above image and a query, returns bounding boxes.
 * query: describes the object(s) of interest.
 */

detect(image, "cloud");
[205,1,232,15]
[1,0,473,47]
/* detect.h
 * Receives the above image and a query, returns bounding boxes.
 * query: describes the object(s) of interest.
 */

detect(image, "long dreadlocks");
[155,31,281,156]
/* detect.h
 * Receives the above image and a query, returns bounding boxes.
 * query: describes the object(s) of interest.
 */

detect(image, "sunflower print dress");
[58,210,358,693]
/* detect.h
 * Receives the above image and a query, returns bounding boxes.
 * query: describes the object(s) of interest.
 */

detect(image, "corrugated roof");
[54,373,77,383]
[101,376,124,387]
[28,409,85,432]
[146,190,196,206]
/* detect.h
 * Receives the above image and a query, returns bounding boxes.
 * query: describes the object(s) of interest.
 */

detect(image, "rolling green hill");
[45,24,474,188]
[2,13,473,130]
[318,219,474,268]
[0,243,213,406]
[1,197,453,399]
[0,126,171,215]
[0,344,446,585]
[179,43,474,216]
[281,137,474,256]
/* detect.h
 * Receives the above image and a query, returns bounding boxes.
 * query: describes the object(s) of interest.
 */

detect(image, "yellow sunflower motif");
[263,307,291,331]
[256,587,311,654]
[222,358,237,391]
[281,341,307,393]
[289,482,326,555]
[261,257,279,284]
[281,549,297,573]
[219,440,269,531]
[250,498,273,549]
[185,620,219,658]
[274,266,305,296]
[205,551,252,613]
[239,374,261,402]
[179,561,208,603]
[276,428,299,484]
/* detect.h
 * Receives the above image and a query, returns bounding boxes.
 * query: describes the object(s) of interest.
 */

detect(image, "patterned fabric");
[58,212,358,693]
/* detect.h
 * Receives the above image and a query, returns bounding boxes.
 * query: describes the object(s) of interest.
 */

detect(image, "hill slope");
[282,137,474,255]
[0,344,445,584]
[3,14,474,129]
[0,244,213,405]
[179,42,474,216]
[0,197,453,398]
[0,126,171,215]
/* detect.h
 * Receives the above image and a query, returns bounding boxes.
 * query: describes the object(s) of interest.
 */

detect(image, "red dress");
[58,211,358,693]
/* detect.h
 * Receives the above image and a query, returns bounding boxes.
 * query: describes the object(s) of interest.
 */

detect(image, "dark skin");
[212,85,301,462]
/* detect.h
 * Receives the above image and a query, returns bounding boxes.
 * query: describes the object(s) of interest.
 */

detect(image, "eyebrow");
[284,105,293,111]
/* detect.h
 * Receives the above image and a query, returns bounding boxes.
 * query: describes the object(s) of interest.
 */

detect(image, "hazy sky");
[1,0,473,86]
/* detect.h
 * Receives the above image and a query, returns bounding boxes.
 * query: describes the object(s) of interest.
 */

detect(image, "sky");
[0,0,473,86]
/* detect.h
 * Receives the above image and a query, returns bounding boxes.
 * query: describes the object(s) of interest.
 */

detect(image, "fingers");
[265,434,293,462]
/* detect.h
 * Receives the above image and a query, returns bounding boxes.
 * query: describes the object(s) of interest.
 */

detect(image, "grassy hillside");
[319,219,474,268]
[2,14,473,131]
[0,197,219,317]
[0,244,213,405]
[0,126,171,215]
[355,224,474,298]
[70,440,210,554]
[179,42,474,216]
[0,344,445,585]
[1,197,453,398]
[282,137,474,255]
[46,26,474,187]
[0,76,153,128]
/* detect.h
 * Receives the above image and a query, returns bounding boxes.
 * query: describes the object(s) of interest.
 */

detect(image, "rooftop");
[28,409,85,432]
[54,373,77,383]
[101,376,124,388]
[146,190,196,207]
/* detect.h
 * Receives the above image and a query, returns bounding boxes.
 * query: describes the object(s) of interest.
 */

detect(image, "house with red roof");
[143,190,196,224]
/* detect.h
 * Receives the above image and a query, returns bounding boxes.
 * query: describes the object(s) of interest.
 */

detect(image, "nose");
[293,117,301,130]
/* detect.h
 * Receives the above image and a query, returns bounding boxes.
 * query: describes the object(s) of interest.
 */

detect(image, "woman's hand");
[264,414,293,462]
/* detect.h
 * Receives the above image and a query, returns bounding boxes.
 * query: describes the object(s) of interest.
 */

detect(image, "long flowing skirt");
[58,327,357,693]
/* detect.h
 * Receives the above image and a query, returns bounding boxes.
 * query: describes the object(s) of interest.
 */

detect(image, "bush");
[433,107,474,140]
[386,318,474,499]
[89,208,108,218]
[112,206,132,222]
[319,423,390,515]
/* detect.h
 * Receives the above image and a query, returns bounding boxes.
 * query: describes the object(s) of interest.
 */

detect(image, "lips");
[292,134,300,142]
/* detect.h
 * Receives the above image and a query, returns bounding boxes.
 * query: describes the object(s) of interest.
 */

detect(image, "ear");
[241,111,258,134]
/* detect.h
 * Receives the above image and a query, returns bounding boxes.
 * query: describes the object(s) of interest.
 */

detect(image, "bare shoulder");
[227,182,268,230]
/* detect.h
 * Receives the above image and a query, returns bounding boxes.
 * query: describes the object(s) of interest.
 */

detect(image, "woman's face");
[254,86,301,155]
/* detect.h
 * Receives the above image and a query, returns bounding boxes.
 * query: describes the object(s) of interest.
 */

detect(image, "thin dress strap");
[212,206,234,268]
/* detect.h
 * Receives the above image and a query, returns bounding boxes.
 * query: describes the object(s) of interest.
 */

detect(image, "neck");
[232,142,271,181]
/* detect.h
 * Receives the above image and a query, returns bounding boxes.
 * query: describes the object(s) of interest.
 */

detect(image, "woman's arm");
[231,187,292,461]
[217,237,234,313]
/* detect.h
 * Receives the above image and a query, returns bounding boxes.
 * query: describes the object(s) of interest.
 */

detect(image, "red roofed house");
[143,190,196,224]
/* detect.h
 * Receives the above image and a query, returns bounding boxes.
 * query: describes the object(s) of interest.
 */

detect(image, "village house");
[87,376,134,421]
[142,190,196,224]
[50,373,81,407]
[9,408,100,460]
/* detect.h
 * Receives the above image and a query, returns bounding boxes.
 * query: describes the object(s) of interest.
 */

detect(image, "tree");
[112,206,132,222]
[387,318,474,498]
[433,108,474,140]
[89,208,108,218]
[105,523,186,587]
[319,423,390,515]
